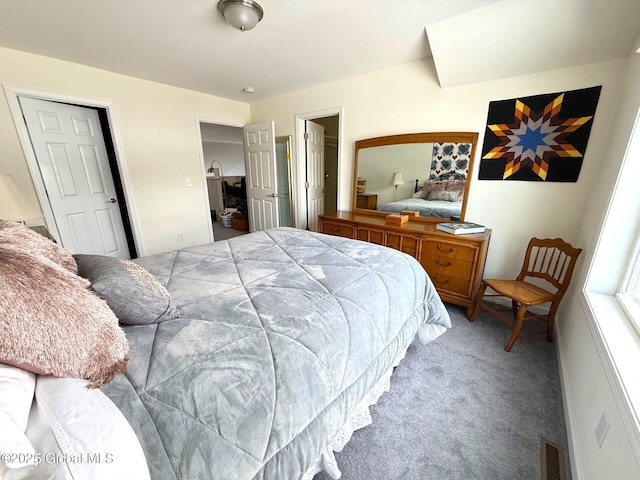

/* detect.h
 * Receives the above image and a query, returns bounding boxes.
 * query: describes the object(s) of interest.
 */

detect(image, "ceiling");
[0,0,639,102]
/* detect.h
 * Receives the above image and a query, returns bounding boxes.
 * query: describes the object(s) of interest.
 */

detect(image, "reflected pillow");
[425,190,459,202]
[74,255,179,326]
[445,181,466,201]
[420,181,447,199]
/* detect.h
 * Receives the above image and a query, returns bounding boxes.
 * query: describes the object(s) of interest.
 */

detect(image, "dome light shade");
[217,0,264,32]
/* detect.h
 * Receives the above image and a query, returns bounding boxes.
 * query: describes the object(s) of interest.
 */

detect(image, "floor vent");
[541,437,567,480]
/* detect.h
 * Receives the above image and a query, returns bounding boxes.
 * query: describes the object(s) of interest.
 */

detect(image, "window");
[617,231,640,335]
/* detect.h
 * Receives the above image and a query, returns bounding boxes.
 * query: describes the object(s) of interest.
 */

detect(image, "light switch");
[185,178,192,187]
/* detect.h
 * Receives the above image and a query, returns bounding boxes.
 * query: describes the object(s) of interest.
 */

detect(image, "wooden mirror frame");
[352,132,479,222]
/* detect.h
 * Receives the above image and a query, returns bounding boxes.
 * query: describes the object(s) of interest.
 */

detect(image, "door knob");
[267,193,278,198]
[107,198,117,204]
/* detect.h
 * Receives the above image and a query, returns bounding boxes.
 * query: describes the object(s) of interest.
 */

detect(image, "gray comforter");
[102,227,450,480]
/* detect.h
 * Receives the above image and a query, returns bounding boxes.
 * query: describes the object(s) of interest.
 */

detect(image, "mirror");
[353,132,478,221]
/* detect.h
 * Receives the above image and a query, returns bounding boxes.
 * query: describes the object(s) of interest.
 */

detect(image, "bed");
[0,224,451,480]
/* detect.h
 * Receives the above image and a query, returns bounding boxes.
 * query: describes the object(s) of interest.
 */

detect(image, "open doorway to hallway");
[198,122,295,240]
[199,122,248,241]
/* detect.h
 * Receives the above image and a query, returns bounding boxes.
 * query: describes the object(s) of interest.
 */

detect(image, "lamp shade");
[218,0,264,31]
[392,172,405,186]
[0,174,43,221]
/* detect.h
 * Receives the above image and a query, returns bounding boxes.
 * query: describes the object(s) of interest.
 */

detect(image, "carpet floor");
[314,303,570,480]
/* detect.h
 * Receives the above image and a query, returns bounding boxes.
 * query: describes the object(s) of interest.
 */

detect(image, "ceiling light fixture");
[242,87,255,94]
[217,0,264,32]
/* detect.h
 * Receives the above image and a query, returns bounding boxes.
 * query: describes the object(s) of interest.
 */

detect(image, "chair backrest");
[517,237,582,299]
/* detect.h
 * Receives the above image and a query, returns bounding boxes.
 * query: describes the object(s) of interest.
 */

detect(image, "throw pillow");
[425,189,459,202]
[445,180,466,201]
[74,255,178,325]
[0,220,77,274]
[420,180,447,199]
[0,249,128,389]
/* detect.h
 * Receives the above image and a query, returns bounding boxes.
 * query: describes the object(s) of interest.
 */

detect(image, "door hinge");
[304,182,310,189]
[304,132,309,140]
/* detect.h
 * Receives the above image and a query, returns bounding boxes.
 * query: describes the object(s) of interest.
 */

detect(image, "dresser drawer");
[421,255,474,279]
[320,221,354,239]
[427,272,471,296]
[421,239,478,262]
[356,228,384,245]
[385,233,420,256]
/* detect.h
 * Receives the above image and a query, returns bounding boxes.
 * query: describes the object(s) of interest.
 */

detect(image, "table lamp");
[392,172,405,201]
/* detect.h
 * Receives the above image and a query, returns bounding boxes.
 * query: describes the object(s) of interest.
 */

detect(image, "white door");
[243,121,278,232]
[19,97,130,258]
[305,120,325,232]
[275,139,293,227]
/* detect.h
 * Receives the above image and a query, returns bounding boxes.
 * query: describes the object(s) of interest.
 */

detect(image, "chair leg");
[511,299,519,318]
[469,282,488,322]
[505,304,528,352]
[546,303,559,343]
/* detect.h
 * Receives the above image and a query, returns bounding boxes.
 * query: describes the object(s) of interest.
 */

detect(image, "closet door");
[243,121,278,232]
[305,120,325,232]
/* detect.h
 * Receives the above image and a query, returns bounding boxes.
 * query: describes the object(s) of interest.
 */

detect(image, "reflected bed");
[378,197,462,219]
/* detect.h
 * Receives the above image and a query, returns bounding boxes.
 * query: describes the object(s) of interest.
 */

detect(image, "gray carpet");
[314,304,570,480]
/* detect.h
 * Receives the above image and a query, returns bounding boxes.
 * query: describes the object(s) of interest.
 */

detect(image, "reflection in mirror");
[353,132,478,221]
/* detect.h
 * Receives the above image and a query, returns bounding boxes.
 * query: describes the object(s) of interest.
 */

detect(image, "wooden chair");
[469,237,582,352]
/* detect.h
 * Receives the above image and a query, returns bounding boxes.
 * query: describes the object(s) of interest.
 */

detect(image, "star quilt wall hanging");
[479,86,601,182]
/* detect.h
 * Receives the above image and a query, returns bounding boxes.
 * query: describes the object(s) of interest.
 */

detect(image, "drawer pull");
[433,275,450,284]
[437,244,456,253]
[435,258,453,267]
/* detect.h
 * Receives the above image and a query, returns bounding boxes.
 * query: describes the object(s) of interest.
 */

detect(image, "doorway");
[199,121,294,239]
[295,108,342,231]
[199,122,248,241]
[15,95,136,258]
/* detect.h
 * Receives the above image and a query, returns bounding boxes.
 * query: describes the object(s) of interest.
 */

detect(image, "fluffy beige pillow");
[0,220,77,273]
[0,223,128,388]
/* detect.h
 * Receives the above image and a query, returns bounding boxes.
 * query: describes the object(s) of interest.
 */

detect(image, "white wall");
[0,47,250,255]
[202,141,245,177]
[557,45,640,479]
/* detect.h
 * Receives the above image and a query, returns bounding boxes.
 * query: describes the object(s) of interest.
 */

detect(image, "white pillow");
[0,364,38,478]
[25,376,149,480]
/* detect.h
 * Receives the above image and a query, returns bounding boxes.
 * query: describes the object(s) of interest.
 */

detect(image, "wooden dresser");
[318,211,491,318]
